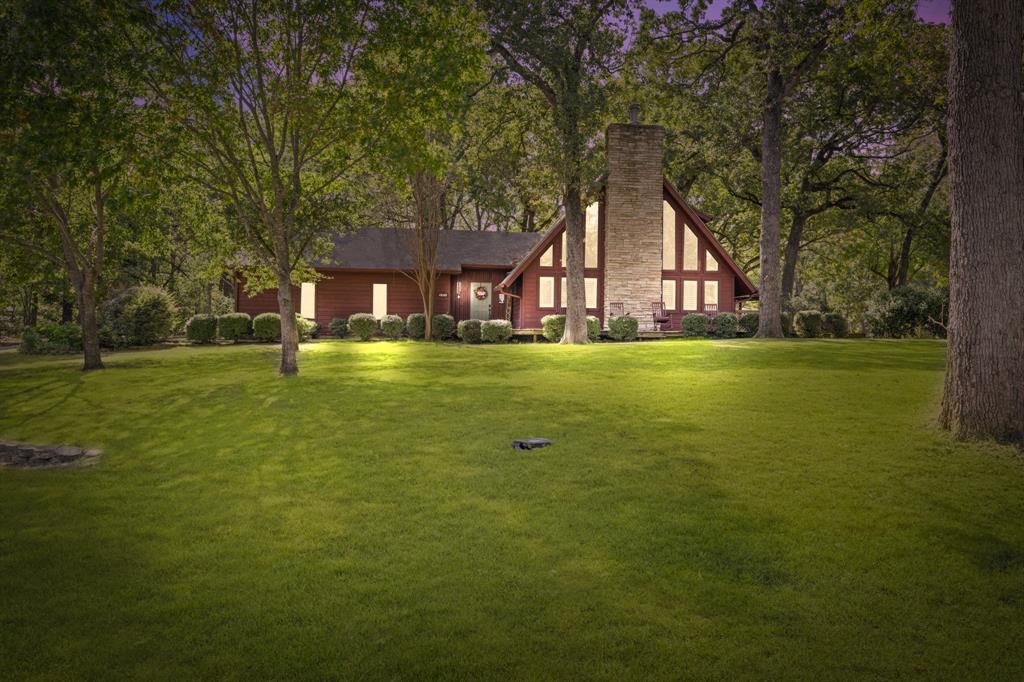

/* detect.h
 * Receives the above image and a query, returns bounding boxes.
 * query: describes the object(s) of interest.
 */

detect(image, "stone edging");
[0,440,101,468]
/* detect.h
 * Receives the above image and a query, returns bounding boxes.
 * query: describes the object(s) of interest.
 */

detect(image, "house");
[236,118,757,332]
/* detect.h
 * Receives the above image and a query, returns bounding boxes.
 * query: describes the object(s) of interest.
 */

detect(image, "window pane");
[662,279,676,310]
[585,277,597,308]
[560,277,567,308]
[663,201,675,270]
[683,280,698,310]
[706,250,719,272]
[585,202,599,268]
[539,276,554,308]
[704,280,719,306]
[540,245,553,267]
[683,225,698,270]
[372,283,387,319]
[300,282,316,319]
[561,232,566,266]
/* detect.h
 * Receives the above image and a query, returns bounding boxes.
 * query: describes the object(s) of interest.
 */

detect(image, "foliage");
[541,314,566,342]
[480,319,513,343]
[822,312,850,338]
[866,286,948,338]
[432,314,457,340]
[794,311,824,338]
[253,314,282,342]
[328,318,348,338]
[100,286,177,346]
[457,319,482,344]
[380,315,405,340]
[406,314,426,340]
[780,312,794,338]
[217,313,252,341]
[185,315,217,344]
[738,312,760,337]
[347,314,378,341]
[680,314,709,338]
[713,313,738,339]
[586,315,601,341]
[296,316,317,342]
[607,315,639,341]
[18,323,83,354]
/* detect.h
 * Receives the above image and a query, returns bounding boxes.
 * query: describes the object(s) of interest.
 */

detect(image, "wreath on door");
[473,286,489,301]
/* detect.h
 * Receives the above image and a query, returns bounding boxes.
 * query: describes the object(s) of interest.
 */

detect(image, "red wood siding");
[236,277,299,318]
[452,268,510,321]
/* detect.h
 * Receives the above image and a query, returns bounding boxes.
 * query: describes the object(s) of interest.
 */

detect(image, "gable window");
[560,276,598,308]
[561,232,567,267]
[662,279,676,310]
[704,280,719,308]
[706,250,719,272]
[540,244,553,267]
[663,201,676,270]
[585,202,599,268]
[682,280,698,310]
[539,276,554,308]
[683,225,699,270]
[300,282,316,319]
[372,283,388,319]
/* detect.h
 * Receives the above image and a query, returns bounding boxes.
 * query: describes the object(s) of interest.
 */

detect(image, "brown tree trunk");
[781,211,806,304]
[940,0,1024,443]
[756,69,785,337]
[560,183,588,344]
[78,271,103,371]
[275,269,299,376]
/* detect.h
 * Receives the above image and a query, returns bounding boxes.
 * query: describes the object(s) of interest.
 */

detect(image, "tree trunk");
[275,270,299,375]
[940,0,1024,443]
[204,282,213,315]
[781,211,806,304]
[78,271,103,371]
[560,183,588,344]
[756,69,785,338]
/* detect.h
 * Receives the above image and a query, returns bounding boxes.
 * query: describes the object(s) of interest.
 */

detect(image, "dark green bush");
[457,319,482,343]
[794,310,824,338]
[406,313,426,340]
[328,317,347,338]
[101,285,177,346]
[866,286,948,338]
[780,312,793,337]
[348,313,377,341]
[296,315,317,341]
[481,319,513,343]
[541,314,565,342]
[380,314,404,340]
[738,312,760,336]
[217,313,252,340]
[680,313,709,337]
[18,328,44,354]
[432,314,456,340]
[822,312,849,338]
[607,315,638,341]
[586,315,600,341]
[713,313,738,338]
[253,313,281,341]
[185,314,217,343]
[19,323,82,354]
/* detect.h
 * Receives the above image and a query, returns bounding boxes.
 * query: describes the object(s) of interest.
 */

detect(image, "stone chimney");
[603,109,664,329]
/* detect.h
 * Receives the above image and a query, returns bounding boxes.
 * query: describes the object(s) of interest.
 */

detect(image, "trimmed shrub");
[586,315,600,341]
[406,313,426,340]
[794,310,824,338]
[348,313,377,341]
[713,313,738,338]
[680,313,709,337]
[100,285,176,346]
[18,327,45,355]
[380,314,404,340]
[328,317,348,338]
[185,314,217,343]
[738,312,760,336]
[457,319,482,344]
[432,314,456,340]
[217,313,252,340]
[822,311,849,338]
[253,312,281,341]
[607,314,639,341]
[541,314,565,342]
[296,315,317,342]
[780,312,793,337]
[19,323,83,354]
[481,319,513,343]
[866,286,948,338]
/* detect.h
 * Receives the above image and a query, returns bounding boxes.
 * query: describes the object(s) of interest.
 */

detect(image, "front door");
[469,282,492,320]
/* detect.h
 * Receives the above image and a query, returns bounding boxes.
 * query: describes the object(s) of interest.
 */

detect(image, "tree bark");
[275,268,300,376]
[78,271,103,371]
[756,69,785,337]
[940,0,1024,443]
[781,211,806,303]
[560,182,588,344]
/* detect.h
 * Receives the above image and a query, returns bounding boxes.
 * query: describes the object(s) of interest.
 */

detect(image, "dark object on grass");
[512,438,552,450]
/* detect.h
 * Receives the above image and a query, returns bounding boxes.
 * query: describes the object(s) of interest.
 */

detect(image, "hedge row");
[184,312,321,343]
[328,313,461,341]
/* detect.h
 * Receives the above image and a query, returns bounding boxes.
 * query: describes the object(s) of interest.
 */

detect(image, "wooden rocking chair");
[608,302,625,318]
[652,302,671,331]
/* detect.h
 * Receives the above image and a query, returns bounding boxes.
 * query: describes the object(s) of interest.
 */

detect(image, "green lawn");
[1,339,1021,680]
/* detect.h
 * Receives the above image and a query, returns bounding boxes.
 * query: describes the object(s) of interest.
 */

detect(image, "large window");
[540,244,553,267]
[372,283,387,319]
[663,201,676,270]
[704,280,719,308]
[585,202,599,268]
[662,279,676,310]
[560,276,598,308]
[300,282,316,319]
[539,276,554,308]
[683,225,699,270]
[561,232,567,267]
[682,280,698,310]
[706,250,719,272]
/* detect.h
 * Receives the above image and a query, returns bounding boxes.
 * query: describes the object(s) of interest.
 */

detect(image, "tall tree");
[940,0,1024,443]
[482,0,635,343]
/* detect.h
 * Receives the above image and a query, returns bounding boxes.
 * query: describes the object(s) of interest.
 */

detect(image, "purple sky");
[643,0,951,24]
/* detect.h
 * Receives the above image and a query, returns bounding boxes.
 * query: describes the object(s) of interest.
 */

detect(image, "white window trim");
[300,282,316,319]
[704,280,719,307]
[585,202,599,268]
[706,249,719,272]
[662,279,676,310]
[682,279,698,311]
[663,201,676,270]
[372,283,388,319]
[683,225,699,271]
[540,244,554,267]
[538,276,555,309]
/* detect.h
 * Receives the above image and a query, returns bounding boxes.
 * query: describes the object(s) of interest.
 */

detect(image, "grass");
[0,339,1022,680]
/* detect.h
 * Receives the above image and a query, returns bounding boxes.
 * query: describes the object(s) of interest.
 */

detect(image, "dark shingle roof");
[313,228,543,272]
